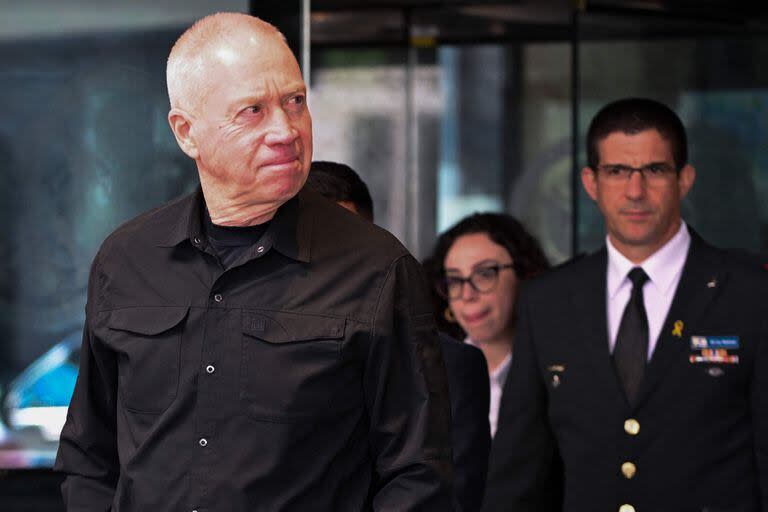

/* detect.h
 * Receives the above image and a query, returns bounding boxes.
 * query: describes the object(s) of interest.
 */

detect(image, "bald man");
[55,13,453,511]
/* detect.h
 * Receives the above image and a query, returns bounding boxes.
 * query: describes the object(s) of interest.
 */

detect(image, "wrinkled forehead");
[197,35,302,104]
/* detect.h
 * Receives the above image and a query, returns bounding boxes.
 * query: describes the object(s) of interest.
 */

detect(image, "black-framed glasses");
[437,263,515,300]
[595,163,677,184]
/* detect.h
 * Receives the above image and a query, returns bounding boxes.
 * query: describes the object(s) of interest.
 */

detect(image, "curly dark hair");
[423,213,550,339]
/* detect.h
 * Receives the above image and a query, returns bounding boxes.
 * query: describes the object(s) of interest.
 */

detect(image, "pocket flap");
[242,310,345,343]
[108,306,190,336]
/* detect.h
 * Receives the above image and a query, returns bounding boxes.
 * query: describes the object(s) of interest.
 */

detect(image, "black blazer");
[440,333,491,512]
[483,232,768,512]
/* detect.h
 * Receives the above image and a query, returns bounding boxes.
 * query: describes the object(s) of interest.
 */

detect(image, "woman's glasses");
[437,263,515,300]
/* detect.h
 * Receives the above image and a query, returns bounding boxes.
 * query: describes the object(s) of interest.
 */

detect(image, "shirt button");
[193,236,201,245]
[621,461,636,479]
[199,438,208,447]
[619,505,635,512]
[206,365,215,374]
[256,245,265,253]
[213,293,223,302]
[624,418,640,435]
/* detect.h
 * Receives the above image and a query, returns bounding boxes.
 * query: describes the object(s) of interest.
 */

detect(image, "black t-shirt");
[203,208,270,269]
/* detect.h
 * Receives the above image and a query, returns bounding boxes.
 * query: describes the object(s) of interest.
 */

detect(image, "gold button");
[624,418,640,435]
[621,462,637,479]
[619,505,635,512]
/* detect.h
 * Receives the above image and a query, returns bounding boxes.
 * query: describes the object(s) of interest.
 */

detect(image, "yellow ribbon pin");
[672,320,684,338]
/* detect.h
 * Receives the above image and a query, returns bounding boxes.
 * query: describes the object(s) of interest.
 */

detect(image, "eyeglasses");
[595,163,677,185]
[437,263,515,300]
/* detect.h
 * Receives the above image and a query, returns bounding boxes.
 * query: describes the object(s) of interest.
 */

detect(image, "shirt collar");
[155,185,312,263]
[607,221,691,299]
[464,337,512,385]
[491,353,512,386]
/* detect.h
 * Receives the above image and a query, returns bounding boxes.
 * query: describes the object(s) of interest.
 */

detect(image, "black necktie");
[613,267,650,404]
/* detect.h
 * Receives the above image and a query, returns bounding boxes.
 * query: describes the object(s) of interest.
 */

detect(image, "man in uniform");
[55,13,453,511]
[483,97,768,512]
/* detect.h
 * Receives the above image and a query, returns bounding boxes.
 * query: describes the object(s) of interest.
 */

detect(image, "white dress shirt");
[606,222,691,359]
[465,338,511,438]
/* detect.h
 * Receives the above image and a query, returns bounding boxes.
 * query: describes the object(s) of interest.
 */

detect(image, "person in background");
[427,214,550,438]
[306,160,491,512]
[55,14,453,511]
[483,97,768,512]
[306,161,374,221]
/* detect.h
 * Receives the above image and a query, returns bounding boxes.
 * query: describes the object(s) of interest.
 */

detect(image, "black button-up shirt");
[55,187,453,511]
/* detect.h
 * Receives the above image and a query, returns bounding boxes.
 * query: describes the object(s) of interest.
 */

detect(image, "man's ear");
[168,108,199,160]
[581,166,598,201]
[678,164,696,199]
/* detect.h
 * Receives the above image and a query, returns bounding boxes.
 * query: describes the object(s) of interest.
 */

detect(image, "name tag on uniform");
[690,336,739,350]
[689,336,739,364]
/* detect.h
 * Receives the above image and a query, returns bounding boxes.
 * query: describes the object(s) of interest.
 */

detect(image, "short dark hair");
[586,97,688,171]
[306,161,374,222]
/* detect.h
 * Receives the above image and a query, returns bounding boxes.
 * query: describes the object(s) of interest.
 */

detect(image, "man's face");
[581,129,695,261]
[183,35,312,208]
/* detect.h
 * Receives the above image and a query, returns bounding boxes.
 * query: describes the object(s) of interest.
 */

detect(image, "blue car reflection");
[2,332,80,443]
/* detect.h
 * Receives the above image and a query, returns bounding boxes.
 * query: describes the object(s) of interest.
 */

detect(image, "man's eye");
[248,105,262,114]
[600,166,623,176]
[647,164,666,174]
[286,95,306,110]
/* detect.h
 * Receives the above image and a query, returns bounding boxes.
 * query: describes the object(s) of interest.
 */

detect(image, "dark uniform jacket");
[483,231,768,512]
[440,334,491,512]
[55,187,454,511]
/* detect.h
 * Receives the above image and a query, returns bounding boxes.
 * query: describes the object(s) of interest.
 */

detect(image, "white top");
[606,222,691,359]
[465,338,511,438]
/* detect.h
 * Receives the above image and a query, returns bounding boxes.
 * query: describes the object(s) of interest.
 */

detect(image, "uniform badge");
[688,336,740,364]
[547,364,564,388]
[672,320,684,338]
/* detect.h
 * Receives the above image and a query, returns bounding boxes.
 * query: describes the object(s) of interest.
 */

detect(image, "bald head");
[167,12,290,112]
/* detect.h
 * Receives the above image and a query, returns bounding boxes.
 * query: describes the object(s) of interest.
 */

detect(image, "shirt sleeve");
[482,290,562,512]
[365,253,454,511]
[54,252,120,511]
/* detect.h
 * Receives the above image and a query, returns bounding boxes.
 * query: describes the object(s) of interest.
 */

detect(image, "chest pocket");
[107,306,189,414]
[240,310,348,422]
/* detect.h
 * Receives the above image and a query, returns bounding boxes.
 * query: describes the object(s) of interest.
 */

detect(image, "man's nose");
[264,108,299,145]
[624,170,646,199]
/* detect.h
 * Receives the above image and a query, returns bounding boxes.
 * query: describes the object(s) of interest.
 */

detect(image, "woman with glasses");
[426,213,549,437]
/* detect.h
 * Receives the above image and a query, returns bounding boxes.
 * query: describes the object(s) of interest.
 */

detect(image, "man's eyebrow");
[233,84,306,104]
[600,161,670,168]
[227,84,307,116]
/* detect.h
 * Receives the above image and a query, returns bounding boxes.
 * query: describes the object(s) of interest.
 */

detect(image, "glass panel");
[435,43,572,262]
[310,42,573,263]
[310,49,411,245]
